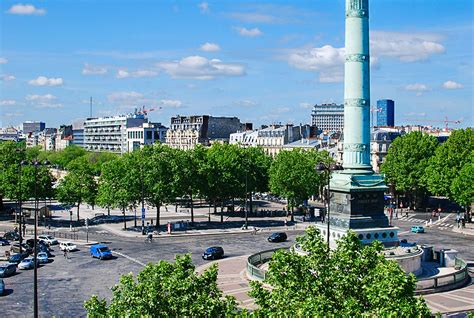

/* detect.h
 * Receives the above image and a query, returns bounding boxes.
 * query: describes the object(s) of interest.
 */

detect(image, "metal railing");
[247,248,287,281]
[415,257,470,294]
[25,229,79,241]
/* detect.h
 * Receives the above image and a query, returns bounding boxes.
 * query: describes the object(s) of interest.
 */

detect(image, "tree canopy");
[249,227,431,317]
[84,254,237,317]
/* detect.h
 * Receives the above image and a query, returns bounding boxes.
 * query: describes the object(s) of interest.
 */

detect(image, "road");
[1,230,301,317]
[1,211,473,317]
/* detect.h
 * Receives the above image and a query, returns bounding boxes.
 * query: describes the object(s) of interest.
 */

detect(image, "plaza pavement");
[196,255,474,315]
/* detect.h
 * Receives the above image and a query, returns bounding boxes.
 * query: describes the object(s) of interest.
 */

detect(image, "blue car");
[411,226,425,233]
[90,244,112,260]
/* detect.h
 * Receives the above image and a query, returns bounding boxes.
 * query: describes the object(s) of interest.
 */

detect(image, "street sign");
[141,208,145,220]
[85,218,89,228]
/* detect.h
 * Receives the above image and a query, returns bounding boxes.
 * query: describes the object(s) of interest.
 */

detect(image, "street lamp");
[22,158,50,318]
[315,162,343,251]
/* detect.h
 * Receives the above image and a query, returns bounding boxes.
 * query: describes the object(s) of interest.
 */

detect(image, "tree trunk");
[231,197,235,214]
[77,202,81,221]
[220,201,224,223]
[107,206,110,216]
[213,200,217,215]
[190,189,194,225]
[122,207,127,230]
[249,192,253,216]
[290,205,294,222]
[156,203,161,230]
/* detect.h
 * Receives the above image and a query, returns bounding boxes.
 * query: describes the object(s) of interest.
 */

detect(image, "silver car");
[18,258,38,270]
[38,235,58,245]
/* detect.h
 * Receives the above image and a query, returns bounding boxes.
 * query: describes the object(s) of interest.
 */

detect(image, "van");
[90,244,112,260]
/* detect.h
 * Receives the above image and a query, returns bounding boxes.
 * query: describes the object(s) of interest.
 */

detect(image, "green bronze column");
[343,0,372,173]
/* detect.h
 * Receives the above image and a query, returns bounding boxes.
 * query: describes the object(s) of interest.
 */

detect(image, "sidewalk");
[452,223,474,236]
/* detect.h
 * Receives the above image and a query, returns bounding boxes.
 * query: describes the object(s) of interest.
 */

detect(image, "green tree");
[451,157,474,216]
[55,144,87,169]
[381,131,438,208]
[143,144,174,229]
[97,156,138,229]
[250,227,431,317]
[56,157,97,221]
[269,149,325,221]
[425,128,473,200]
[84,254,237,317]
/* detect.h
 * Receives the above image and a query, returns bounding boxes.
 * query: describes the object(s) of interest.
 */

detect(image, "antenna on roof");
[90,97,93,118]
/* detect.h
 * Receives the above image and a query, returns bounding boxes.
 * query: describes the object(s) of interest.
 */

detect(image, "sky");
[0,0,472,129]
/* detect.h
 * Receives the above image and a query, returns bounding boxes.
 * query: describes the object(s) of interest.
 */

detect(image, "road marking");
[112,250,146,267]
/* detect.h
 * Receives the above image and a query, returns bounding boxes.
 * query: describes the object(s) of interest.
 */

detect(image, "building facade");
[0,127,20,142]
[165,115,245,150]
[84,114,147,154]
[370,128,402,172]
[127,122,168,152]
[22,121,45,134]
[311,103,344,132]
[376,99,395,127]
[229,130,259,147]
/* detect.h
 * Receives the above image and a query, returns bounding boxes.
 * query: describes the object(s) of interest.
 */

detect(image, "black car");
[2,231,20,241]
[11,243,32,254]
[0,238,9,246]
[202,247,225,260]
[8,252,29,264]
[268,232,287,243]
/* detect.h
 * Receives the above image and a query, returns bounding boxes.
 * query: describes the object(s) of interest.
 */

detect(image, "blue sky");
[1,0,472,129]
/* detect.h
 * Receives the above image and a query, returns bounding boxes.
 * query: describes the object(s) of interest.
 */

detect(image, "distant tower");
[377,99,395,127]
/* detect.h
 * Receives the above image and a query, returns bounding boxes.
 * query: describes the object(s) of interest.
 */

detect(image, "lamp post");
[23,158,50,318]
[315,162,343,251]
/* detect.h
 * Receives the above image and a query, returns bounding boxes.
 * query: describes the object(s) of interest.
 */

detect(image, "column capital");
[346,0,369,18]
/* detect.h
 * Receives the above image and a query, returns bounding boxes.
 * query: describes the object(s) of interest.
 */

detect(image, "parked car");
[0,263,17,277]
[18,258,39,270]
[10,243,32,255]
[26,239,48,249]
[59,242,77,252]
[8,252,29,264]
[38,235,58,246]
[0,278,4,295]
[267,232,287,243]
[202,247,225,260]
[2,231,20,241]
[37,252,49,264]
[0,238,9,246]
[411,226,425,234]
[90,244,112,260]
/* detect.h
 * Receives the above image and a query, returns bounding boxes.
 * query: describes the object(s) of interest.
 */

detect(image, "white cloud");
[156,55,245,80]
[116,69,159,79]
[0,57,8,64]
[234,99,257,107]
[300,102,313,109]
[0,74,16,81]
[4,112,23,118]
[371,31,445,62]
[234,27,263,37]
[28,76,64,86]
[200,42,221,52]
[275,107,290,114]
[442,80,464,89]
[26,94,56,101]
[287,45,345,83]
[198,2,209,14]
[229,13,276,23]
[159,99,182,108]
[0,100,16,106]
[405,83,430,92]
[34,103,63,109]
[82,63,107,75]
[107,91,143,103]
[7,4,46,15]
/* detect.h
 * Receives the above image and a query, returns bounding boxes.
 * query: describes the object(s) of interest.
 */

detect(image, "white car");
[37,252,49,264]
[59,242,77,252]
[18,258,38,270]
[38,235,58,245]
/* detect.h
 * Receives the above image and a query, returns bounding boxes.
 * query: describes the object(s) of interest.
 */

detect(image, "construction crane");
[404,116,462,131]
[135,105,161,116]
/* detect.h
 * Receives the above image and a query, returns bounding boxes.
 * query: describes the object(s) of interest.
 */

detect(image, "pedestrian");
[456,213,461,228]
[284,219,288,228]
[63,249,68,259]
[461,217,466,229]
